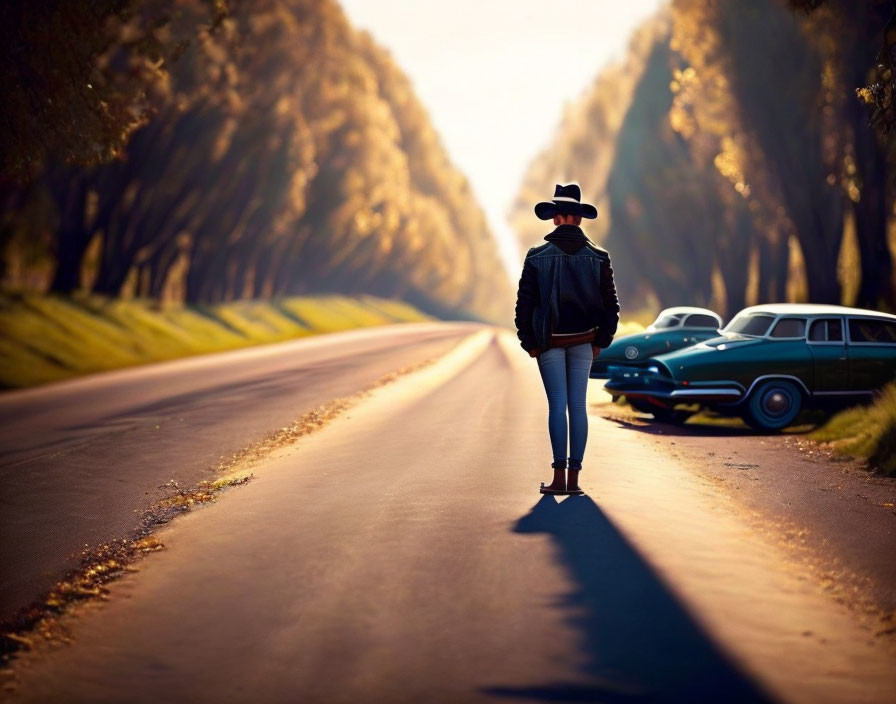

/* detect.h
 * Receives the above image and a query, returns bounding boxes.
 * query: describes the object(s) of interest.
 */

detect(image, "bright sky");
[339,0,665,284]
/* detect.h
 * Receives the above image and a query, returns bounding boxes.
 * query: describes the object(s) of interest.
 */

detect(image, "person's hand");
[591,345,600,359]
[529,349,540,358]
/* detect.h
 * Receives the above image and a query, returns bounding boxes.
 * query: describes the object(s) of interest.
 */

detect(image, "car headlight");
[646,365,660,374]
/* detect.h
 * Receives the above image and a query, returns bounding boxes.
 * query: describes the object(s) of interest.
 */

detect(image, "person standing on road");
[514,183,620,495]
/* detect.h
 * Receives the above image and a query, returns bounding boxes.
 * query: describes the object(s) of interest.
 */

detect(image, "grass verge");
[810,382,896,476]
[0,292,432,389]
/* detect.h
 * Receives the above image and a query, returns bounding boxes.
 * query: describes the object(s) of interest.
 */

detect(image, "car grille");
[605,363,675,393]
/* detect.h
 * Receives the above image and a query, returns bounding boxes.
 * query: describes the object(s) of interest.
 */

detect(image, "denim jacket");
[514,225,620,353]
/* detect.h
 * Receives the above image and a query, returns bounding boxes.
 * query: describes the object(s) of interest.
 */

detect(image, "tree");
[789,0,895,306]
[2,0,514,324]
[0,0,228,181]
[673,0,846,304]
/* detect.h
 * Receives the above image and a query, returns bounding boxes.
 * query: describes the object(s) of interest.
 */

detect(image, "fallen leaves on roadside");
[0,472,252,670]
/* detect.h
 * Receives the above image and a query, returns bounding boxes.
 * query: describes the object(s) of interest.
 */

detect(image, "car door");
[807,318,850,392]
[847,317,896,390]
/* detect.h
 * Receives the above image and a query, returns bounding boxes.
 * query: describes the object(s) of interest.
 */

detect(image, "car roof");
[657,307,721,317]
[732,303,896,321]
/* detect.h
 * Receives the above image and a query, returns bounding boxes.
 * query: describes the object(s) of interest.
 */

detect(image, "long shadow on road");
[482,495,777,703]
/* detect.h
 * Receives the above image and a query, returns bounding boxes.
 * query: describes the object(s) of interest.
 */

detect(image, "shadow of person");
[481,495,776,703]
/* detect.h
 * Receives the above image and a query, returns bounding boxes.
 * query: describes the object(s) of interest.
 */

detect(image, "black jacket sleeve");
[514,256,538,352]
[594,255,620,348]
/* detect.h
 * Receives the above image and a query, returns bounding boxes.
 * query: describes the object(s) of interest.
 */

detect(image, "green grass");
[809,382,896,476]
[0,292,432,389]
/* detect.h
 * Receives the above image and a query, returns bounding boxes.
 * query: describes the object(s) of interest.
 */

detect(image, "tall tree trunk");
[773,236,790,302]
[50,225,91,292]
[720,0,844,304]
[137,262,151,297]
[716,208,753,317]
[185,245,209,304]
[789,185,843,303]
[147,242,181,299]
[231,252,254,300]
[92,227,138,295]
[757,229,790,303]
[48,173,91,293]
[253,248,276,299]
[849,98,893,308]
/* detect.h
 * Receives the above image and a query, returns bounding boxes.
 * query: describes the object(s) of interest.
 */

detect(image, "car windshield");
[683,313,720,329]
[651,314,683,329]
[723,313,775,337]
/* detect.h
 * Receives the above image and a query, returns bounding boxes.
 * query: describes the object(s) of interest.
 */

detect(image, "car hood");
[698,332,764,347]
[654,334,764,365]
[601,330,695,361]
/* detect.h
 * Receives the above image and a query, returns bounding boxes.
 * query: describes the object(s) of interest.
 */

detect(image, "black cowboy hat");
[534,183,598,220]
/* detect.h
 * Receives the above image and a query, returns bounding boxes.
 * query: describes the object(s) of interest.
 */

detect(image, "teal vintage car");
[604,304,896,430]
[591,306,722,379]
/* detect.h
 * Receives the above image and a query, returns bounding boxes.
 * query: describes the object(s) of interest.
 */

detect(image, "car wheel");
[743,380,802,431]
[629,399,654,414]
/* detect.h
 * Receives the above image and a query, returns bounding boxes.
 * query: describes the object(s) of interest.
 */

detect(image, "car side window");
[849,318,896,343]
[809,318,843,342]
[808,320,825,341]
[683,314,719,329]
[653,314,683,329]
[828,319,843,342]
[770,318,806,338]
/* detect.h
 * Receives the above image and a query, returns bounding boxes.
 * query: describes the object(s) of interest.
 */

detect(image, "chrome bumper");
[604,381,743,404]
[668,388,742,399]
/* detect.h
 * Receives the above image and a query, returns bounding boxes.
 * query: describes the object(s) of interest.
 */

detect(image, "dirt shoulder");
[596,402,896,624]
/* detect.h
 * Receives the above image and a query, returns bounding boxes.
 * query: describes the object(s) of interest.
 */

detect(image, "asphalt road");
[0,321,480,624]
[4,326,895,704]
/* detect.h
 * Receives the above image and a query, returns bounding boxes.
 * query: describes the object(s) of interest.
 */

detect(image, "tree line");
[511,0,896,318]
[0,0,512,322]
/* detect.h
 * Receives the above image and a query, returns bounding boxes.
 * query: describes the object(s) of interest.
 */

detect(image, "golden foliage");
[1,0,512,323]
[508,15,670,253]
[512,0,895,315]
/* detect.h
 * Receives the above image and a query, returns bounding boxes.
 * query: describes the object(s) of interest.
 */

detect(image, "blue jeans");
[536,343,592,470]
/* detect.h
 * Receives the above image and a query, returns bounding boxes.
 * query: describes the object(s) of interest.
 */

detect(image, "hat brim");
[534,201,598,220]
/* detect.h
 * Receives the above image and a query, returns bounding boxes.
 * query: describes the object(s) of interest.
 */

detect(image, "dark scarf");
[544,224,591,254]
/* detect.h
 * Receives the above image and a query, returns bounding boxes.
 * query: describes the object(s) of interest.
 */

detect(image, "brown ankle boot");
[566,468,584,495]
[540,466,567,494]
